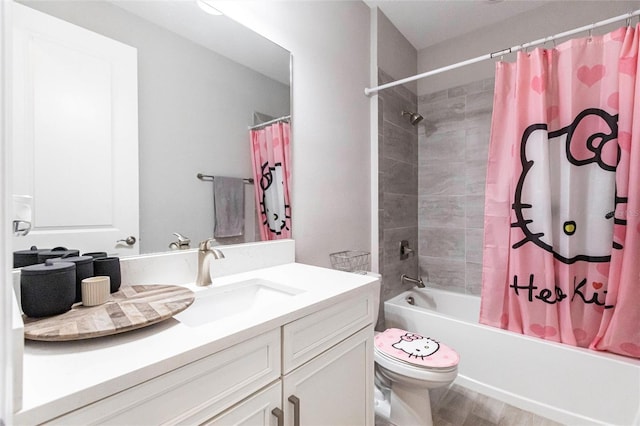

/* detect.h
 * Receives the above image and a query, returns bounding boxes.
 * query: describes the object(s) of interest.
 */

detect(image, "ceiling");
[110,0,551,82]
[110,0,291,85]
[364,0,550,51]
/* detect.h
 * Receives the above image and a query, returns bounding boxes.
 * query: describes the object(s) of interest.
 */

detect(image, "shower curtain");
[249,121,292,240]
[481,25,640,358]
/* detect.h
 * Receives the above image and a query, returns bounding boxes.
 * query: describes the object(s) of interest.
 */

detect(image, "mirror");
[11,0,291,257]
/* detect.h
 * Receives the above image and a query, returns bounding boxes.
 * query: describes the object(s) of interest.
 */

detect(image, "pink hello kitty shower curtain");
[481,25,640,358]
[250,122,292,240]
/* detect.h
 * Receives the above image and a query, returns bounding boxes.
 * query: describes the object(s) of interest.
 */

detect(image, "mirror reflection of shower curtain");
[250,122,291,240]
[481,25,640,359]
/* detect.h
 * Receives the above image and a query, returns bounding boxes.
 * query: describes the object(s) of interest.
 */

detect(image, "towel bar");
[197,173,254,184]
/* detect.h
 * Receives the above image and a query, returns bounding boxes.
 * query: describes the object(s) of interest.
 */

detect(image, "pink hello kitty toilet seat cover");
[374,328,459,369]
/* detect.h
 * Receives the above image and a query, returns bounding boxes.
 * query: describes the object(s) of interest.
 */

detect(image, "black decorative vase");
[93,257,121,293]
[13,246,49,268]
[20,262,76,318]
[37,247,80,263]
[47,256,94,303]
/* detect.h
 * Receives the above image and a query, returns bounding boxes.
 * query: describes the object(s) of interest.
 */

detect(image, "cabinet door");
[203,381,281,426]
[282,327,374,426]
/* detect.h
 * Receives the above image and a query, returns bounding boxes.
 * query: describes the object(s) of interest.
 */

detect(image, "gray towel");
[213,176,245,237]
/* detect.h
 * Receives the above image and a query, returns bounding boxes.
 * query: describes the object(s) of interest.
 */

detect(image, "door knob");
[116,236,137,246]
[13,220,31,236]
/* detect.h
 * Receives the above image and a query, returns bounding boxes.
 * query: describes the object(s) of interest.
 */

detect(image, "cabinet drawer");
[282,292,375,373]
[48,329,281,425]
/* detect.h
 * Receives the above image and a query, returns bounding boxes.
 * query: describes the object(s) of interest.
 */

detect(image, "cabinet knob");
[271,407,284,426]
[288,395,300,426]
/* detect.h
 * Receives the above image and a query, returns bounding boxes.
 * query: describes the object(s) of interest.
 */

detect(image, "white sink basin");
[175,278,304,327]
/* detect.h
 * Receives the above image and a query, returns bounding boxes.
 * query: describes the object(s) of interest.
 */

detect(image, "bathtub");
[384,288,640,426]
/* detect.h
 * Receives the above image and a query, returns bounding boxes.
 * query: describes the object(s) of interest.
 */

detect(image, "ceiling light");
[196,0,223,16]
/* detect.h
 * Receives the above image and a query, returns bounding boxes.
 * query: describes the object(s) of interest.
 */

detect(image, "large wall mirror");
[11,0,291,259]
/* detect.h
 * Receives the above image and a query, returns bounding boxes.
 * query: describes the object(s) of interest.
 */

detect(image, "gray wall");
[20,1,291,254]
[377,9,417,95]
[377,69,418,328]
[417,78,493,295]
[376,10,418,328]
[216,1,372,268]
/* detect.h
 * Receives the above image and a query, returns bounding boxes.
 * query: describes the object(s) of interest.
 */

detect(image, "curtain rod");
[365,8,640,96]
[248,114,291,130]
[197,173,254,184]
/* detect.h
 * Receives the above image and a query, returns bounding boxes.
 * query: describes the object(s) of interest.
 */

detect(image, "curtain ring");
[587,27,593,42]
[545,37,555,50]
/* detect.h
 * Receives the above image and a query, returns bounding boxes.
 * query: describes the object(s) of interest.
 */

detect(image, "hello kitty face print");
[512,108,626,264]
[391,332,440,359]
[259,162,290,235]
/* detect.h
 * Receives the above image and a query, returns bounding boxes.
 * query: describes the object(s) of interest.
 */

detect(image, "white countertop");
[14,262,379,425]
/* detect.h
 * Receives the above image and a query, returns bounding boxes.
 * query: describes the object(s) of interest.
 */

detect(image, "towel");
[213,176,245,237]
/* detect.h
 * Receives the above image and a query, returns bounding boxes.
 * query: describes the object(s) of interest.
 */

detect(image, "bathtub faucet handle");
[400,240,415,260]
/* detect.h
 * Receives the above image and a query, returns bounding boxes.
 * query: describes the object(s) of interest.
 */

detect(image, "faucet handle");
[198,238,217,251]
[173,232,190,244]
[169,232,191,250]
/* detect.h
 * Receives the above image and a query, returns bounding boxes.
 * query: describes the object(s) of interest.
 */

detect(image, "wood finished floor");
[375,384,564,426]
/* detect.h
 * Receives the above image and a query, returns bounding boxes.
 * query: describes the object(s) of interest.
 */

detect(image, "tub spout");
[401,274,425,288]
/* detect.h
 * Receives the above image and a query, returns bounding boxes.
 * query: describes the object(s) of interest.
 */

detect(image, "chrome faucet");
[169,232,191,250]
[401,274,425,288]
[195,238,225,286]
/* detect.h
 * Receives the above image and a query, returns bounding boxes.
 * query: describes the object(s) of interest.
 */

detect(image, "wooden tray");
[23,284,195,341]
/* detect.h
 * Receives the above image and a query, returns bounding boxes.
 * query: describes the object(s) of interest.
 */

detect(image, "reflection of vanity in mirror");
[11,0,291,258]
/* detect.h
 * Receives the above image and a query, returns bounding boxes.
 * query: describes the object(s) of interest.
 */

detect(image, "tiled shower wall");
[417,78,494,295]
[377,69,419,328]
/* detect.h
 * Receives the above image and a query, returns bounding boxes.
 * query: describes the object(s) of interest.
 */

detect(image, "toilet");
[374,328,459,426]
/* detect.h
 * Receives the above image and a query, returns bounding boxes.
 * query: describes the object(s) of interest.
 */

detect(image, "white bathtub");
[384,288,640,426]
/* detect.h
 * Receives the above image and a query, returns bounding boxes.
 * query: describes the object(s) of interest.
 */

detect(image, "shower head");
[402,110,424,125]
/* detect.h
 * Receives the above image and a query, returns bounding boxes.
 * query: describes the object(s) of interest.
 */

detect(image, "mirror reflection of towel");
[213,177,244,237]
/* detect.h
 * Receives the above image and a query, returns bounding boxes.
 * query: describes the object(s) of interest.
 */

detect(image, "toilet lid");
[374,328,459,369]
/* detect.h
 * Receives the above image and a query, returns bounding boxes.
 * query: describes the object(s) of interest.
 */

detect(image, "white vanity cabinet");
[205,327,372,426]
[280,294,375,426]
[40,289,376,426]
[282,328,372,426]
[207,290,376,426]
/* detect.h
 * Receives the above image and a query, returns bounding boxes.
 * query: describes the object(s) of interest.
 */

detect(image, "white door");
[282,328,374,426]
[11,3,139,257]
